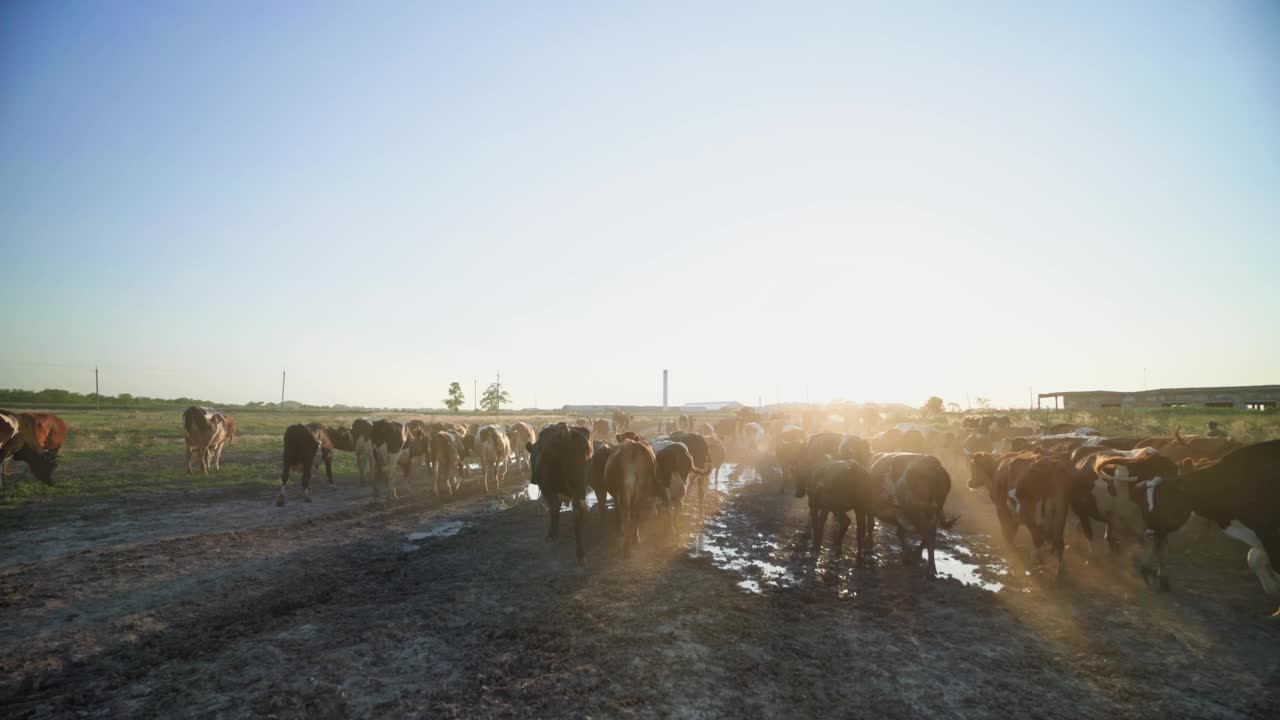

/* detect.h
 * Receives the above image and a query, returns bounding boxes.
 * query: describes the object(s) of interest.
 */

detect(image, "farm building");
[1037,385,1280,411]
[679,401,744,412]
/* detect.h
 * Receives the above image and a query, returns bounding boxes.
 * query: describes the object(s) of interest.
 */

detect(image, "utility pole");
[473,378,477,413]
[495,371,501,417]
[281,370,286,404]
[94,365,100,411]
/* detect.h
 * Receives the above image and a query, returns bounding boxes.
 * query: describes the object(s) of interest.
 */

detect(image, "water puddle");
[402,520,468,551]
[934,549,1004,592]
[520,482,599,509]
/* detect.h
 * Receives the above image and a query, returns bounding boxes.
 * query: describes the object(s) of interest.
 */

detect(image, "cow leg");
[858,511,875,558]
[1246,528,1280,601]
[834,512,851,553]
[356,452,368,486]
[545,493,561,541]
[573,497,587,565]
[277,464,290,507]
[185,444,193,474]
[214,442,224,470]
[323,453,334,489]
[996,510,1018,549]
[809,507,823,550]
[896,525,916,565]
[301,461,313,503]
[1104,521,1121,555]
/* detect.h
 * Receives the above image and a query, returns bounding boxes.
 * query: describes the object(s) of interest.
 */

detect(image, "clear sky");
[2,1,1277,410]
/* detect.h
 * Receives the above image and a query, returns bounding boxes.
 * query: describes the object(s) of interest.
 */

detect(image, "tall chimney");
[662,369,669,411]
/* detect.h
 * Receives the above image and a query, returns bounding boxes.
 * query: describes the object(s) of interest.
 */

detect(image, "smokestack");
[662,369,668,411]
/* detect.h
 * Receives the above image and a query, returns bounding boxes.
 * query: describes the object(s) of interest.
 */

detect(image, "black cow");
[527,422,594,563]
[586,440,614,514]
[803,460,877,558]
[669,431,712,510]
[278,423,334,506]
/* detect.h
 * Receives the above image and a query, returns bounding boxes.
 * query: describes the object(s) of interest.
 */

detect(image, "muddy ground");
[2,457,1278,719]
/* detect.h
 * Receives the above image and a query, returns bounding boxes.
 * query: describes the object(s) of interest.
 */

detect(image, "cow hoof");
[1158,576,1171,592]
[304,496,312,503]
[275,497,285,507]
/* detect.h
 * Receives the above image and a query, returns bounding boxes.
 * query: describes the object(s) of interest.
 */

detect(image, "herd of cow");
[2,405,1278,617]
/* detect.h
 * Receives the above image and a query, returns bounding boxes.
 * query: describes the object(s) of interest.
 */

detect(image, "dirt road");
[2,463,1278,718]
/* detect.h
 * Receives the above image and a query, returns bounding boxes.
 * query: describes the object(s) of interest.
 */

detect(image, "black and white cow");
[278,423,334,506]
[370,419,411,500]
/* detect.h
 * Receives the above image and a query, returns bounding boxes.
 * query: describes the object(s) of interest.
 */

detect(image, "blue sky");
[2,1,1277,409]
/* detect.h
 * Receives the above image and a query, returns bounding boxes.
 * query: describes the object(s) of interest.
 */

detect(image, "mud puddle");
[692,463,1012,595]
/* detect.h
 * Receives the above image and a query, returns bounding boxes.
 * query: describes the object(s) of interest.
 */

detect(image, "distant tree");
[443,381,466,412]
[923,396,944,416]
[480,382,511,414]
[945,402,962,414]
[975,396,992,409]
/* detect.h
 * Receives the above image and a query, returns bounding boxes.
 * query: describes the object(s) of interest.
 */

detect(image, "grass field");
[4,404,1277,517]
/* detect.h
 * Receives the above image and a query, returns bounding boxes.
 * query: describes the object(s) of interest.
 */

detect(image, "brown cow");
[707,434,726,485]
[350,418,376,485]
[1139,426,1241,464]
[0,410,68,486]
[968,451,1073,578]
[183,406,229,474]
[604,439,658,556]
[277,423,334,506]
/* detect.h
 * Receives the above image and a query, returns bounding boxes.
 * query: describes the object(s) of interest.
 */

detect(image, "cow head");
[14,446,57,485]
[967,452,997,490]
[1134,473,1194,534]
[616,431,643,443]
[328,427,356,452]
[224,417,238,445]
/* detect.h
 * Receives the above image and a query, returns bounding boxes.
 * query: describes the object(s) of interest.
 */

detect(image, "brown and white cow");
[1067,447,1179,559]
[182,406,229,475]
[507,421,535,472]
[429,431,465,496]
[1137,440,1280,608]
[652,439,707,533]
[277,423,334,506]
[477,425,511,494]
[0,410,68,486]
